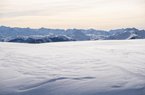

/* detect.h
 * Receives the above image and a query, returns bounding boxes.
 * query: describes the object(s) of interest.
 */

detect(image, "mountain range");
[0,26,145,43]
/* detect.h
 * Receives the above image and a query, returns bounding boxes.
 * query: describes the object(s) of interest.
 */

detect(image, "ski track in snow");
[0,40,145,95]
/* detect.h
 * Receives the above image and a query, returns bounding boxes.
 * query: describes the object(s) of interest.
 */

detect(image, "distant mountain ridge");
[0,26,145,43]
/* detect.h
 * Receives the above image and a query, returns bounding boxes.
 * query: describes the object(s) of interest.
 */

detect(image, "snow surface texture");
[0,40,145,95]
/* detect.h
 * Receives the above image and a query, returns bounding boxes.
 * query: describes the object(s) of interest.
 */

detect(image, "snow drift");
[0,40,145,95]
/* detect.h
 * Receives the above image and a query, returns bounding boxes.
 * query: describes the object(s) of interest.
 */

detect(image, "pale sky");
[0,0,145,30]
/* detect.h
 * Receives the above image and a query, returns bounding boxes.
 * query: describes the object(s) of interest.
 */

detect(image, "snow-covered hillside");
[0,40,145,95]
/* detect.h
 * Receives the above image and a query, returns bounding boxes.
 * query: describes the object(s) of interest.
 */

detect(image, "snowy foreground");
[0,40,145,95]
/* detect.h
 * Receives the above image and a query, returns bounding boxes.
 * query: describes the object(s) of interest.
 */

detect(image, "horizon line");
[1,25,144,31]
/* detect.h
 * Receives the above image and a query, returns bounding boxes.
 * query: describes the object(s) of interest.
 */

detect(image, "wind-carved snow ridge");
[18,76,95,92]
[0,40,145,95]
